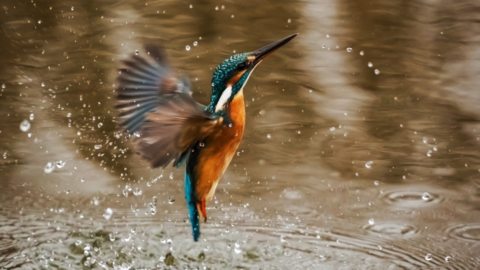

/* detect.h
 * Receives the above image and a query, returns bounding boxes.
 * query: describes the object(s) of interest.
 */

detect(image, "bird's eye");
[237,62,247,70]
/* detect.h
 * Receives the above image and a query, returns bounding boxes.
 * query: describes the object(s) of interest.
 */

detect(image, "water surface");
[1,0,479,269]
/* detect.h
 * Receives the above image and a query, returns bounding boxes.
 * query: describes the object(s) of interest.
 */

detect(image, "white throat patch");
[215,86,232,112]
[214,65,257,112]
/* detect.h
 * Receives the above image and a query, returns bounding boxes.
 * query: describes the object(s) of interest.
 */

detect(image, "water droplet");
[374,180,379,186]
[97,122,103,128]
[189,4,193,8]
[234,243,242,254]
[267,134,271,139]
[346,47,352,52]
[422,192,431,201]
[38,20,42,24]
[168,196,175,204]
[169,172,174,180]
[330,127,335,131]
[20,120,31,132]
[199,142,205,147]
[103,208,113,220]
[322,44,325,49]
[109,232,115,242]
[185,45,191,51]
[287,18,291,23]
[55,160,66,169]
[193,41,198,46]
[71,6,74,11]
[427,150,432,157]
[133,188,142,196]
[94,144,102,150]
[360,51,364,56]
[445,256,451,262]
[425,253,432,261]
[368,62,373,68]
[326,34,330,38]
[29,113,34,121]
[2,84,5,89]
[280,235,287,243]
[215,6,219,10]
[365,161,373,169]
[75,240,82,246]
[135,50,139,55]
[44,162,55,173]
[41,82,45,87]
[368,218,375,225]
[374,69,380,75]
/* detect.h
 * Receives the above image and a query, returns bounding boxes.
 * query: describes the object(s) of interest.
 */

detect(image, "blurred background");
[0,0,479,269]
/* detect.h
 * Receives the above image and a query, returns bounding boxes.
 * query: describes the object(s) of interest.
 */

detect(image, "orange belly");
[194,90,245,203]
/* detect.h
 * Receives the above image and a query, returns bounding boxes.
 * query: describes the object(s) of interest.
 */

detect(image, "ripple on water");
[381,189,442,208]
[446,223,480,242]
[364,222,418,237]
[236,224,434,269]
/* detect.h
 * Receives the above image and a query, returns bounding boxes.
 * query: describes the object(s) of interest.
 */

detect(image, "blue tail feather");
[184,172,200,241]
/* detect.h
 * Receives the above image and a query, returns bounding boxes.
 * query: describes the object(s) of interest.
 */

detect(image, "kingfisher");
[115,33,297,241]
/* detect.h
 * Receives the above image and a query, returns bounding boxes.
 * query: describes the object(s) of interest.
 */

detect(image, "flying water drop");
[103,208,113,220]
[234,243,242,254]
[133,188,142,196]
[44,162,55,173]
[20,120,31,132]
[186,45,191,51]
[109,232,115,242]
[365,161,373,169]
[55,160,66,169]
[346,47,352,52]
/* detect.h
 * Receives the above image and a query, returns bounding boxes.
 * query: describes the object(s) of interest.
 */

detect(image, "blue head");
[207,34,298,113]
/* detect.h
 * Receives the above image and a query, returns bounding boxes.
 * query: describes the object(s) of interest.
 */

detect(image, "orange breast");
[195,90,245,202]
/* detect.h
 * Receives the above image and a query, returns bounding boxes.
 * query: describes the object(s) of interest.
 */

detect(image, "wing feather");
[133,93,221,168]
[116,45,218,168]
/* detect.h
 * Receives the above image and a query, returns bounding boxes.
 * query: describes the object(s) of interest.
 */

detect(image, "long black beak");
[251,33,298,66]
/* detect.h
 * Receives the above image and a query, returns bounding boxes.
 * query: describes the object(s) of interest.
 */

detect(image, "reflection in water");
[0,0,479,268]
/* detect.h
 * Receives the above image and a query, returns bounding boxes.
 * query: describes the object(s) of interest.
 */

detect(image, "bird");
[115,33,297,241]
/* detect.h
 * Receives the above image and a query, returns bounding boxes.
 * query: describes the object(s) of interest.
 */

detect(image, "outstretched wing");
[116,46,221,168]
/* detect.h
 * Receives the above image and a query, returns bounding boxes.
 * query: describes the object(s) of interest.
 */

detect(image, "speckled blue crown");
[207,53,252,113]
